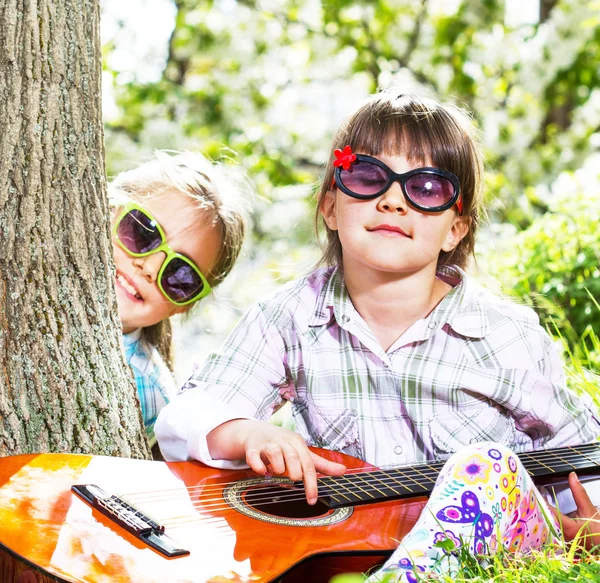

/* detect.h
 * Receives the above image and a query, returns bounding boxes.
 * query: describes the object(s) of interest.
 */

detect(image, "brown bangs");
[334,96,477,192]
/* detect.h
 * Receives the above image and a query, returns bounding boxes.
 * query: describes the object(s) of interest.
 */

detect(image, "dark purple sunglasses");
[333,153,463,214]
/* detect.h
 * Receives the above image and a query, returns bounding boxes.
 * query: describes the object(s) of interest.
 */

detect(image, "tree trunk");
[0,0,151,459]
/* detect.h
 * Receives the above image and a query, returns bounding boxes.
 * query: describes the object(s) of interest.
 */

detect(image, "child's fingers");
[311,452,346,477]
[301,465,318,506]
[567,472,600,548]
[262,443,287,475]
[295,446,319,505]
[245,446,268,476]
[554,473,600,548]
[552,506,582,541]
[290,446,346,505]
[242,427,344,507]
[568,472,599,520]
[278,442,304,482]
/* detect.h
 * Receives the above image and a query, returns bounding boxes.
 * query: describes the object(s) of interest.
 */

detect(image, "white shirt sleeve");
[155,303,290,467]
[154,388,253,469]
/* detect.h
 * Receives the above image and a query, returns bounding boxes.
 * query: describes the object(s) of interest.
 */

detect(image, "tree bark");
[0,0,151,458]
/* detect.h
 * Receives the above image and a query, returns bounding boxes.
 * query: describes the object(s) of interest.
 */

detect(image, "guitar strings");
[160,450,597,520]
[156,450,578,529]
[121,465,434,500]
[115,445,600,527]
[145,468,436,515]
[120,444,600,505]
[121,471,438,526]
[125,444,600,503]
[125,466,443,528]
[119,463,438,502]
[120,448,600,521]
[158,470,600,529]
[132,478,600,529]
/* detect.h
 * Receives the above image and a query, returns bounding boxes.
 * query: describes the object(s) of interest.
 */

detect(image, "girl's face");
[321,152,469,280]
[112,192,222,334]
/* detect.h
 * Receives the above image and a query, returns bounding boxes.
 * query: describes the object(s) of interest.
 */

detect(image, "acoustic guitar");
[0,443,599,583]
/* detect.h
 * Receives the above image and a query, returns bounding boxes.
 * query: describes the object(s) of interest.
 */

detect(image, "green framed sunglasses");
[113,202,212,306]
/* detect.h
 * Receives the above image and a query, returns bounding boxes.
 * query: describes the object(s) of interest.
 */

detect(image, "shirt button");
[341,314,350,323]
[428,321,437,329]
[470,438,478,445]
[394,445,403,455]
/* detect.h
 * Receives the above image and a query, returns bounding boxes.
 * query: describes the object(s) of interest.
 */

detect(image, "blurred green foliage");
[101,0,600,374]
[480,179,600,373]
[103,0,600,218]
[489,189,600,340]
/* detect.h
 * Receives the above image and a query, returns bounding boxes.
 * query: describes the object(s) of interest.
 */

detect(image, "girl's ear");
[320,191,338,231]
[441,215,470,252]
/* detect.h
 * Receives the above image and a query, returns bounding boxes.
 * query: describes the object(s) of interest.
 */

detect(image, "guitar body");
[0,451,427,583]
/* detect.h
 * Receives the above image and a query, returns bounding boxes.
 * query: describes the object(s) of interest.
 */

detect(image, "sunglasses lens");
[117,209,162,254]
[405,174,456,208]
[161,257,204,303]
[339,159,388,196]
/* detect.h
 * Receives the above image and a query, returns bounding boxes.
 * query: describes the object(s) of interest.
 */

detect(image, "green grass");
[547,290,599,400]
[330,545,600,582]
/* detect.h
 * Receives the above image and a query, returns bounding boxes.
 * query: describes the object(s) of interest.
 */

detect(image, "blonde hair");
[316,90,484,271]
[109,151,249,365]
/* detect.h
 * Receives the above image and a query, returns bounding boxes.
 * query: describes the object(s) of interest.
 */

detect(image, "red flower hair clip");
[333,145,357,171]
[455,195,464,215]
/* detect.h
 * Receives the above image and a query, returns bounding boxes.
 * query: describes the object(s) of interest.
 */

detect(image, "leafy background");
[100,0,600,387]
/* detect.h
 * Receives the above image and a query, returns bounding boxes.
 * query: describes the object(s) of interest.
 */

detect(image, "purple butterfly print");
[436,490,494,552]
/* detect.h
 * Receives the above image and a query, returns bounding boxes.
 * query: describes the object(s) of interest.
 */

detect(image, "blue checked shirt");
[156,266,600,467]
[123,329,177,447]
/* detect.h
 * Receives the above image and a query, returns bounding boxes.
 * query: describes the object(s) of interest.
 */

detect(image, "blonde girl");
[110,151,247,449]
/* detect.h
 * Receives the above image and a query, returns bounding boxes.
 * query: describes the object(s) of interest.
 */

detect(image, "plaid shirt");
[123,329,177,447]
[156,266,600,468]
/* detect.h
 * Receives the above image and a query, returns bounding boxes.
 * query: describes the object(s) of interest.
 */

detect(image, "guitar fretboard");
[317,442,600,509]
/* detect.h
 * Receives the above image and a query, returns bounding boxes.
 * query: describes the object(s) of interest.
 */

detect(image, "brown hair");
[316,90,484,271]
[109,151,249,366]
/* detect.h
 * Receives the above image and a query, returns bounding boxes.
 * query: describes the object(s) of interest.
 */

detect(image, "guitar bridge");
[72,484,189,558]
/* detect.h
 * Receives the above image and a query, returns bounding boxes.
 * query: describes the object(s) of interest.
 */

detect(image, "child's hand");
[207,419,346,505]
[555,472,600,549]
[242,422,346,505]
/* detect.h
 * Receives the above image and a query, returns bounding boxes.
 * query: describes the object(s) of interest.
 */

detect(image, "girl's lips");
[368,224,411,237]
[116,272,143,302]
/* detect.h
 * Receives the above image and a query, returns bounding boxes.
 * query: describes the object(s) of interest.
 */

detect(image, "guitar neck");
[318,442,600,509]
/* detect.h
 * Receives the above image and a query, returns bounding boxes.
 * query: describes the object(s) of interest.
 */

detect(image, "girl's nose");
[376,181,408,213]
[131,252,166,283]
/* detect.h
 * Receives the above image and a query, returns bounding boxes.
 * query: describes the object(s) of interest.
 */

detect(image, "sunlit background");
[99,0,600,385]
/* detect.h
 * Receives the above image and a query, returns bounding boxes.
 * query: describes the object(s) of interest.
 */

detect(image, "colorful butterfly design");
[436,490,494,553]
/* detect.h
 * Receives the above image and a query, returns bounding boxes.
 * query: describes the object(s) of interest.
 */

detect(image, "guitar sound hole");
[244,485,331,518]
